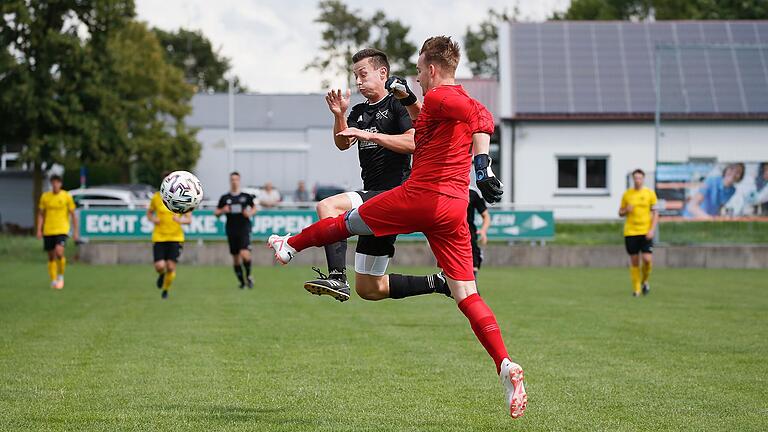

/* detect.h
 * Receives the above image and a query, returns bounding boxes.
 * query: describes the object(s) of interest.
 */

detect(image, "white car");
[69,188,144,209]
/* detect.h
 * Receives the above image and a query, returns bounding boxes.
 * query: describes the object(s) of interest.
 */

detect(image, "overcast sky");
[135,0,569,93]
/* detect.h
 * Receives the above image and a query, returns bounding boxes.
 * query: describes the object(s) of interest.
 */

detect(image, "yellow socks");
[629,266,641,294]
[163,271,176,290]
[47,261,58,282]
[57,257,66,277]
[641,261,652,283]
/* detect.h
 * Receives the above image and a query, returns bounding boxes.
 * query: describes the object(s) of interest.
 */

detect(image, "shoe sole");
[303,282,350,302]
[508,365,527,419]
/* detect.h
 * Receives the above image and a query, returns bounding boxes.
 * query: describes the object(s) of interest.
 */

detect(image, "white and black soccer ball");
[160,170,203,214]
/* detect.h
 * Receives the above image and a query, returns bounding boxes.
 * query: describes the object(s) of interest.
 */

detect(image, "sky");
[135,0,569,93]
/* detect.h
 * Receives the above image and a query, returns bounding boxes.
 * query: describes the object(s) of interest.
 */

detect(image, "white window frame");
[555,155,610,196]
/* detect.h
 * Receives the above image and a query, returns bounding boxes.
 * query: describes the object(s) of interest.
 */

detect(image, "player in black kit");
[304,48,449,302]
[215,172,257,288]
[468,188,491,279]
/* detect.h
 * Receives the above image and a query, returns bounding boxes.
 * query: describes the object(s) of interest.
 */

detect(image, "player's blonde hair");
[419,36,460,74]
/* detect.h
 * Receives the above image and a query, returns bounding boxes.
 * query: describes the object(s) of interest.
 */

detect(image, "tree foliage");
[152,27,246,94]
[463,8,519,79]
[306,0,417,89]
[551,0,768,20]
[0,0,201,214]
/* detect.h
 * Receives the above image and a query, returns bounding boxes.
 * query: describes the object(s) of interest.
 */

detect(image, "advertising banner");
[79,209,555,241]
[656,162,768,220]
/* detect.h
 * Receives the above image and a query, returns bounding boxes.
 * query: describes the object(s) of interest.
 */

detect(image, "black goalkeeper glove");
[385,76,417,106]
[474,154,503,204]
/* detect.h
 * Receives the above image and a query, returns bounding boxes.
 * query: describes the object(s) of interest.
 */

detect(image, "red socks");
[287,214,351,252]
[458,293,509,374]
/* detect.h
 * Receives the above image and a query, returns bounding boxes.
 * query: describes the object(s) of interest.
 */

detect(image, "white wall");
[194,127,361,201]
[513,121,768,220]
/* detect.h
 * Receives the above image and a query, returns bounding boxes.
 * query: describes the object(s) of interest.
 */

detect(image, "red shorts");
[357,185,474,281]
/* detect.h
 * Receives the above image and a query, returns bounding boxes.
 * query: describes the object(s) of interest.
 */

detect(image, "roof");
[503,21,768,120]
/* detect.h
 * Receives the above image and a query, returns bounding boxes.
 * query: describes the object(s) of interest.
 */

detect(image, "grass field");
[1,262,766,431]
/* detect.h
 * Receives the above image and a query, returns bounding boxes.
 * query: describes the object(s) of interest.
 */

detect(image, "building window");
[556,156,609,194]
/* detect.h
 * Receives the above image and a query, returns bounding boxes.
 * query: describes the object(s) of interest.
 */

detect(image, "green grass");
[553,221,768,245]
[1,263,766,431]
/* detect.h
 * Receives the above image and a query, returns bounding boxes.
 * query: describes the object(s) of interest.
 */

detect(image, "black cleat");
[246,276,254,289]
[161,289,169,299]
[156,273,165,289]
[642,282,650,296]
[304,267,350,302]
[433,271,453,298]
[238,280,245,289]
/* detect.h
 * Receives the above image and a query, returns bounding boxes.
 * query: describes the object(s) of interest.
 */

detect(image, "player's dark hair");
[352,48,390,74]
[723,163,745,182]
[50,174,62,183]
[230,171,240,177]
[419,36,460,74]
[632,169,645,177]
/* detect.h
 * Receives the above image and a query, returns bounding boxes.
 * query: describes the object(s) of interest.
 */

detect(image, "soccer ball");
[160,170,203,213]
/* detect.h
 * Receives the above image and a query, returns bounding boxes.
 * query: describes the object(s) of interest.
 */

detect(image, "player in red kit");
[268,36,526,418]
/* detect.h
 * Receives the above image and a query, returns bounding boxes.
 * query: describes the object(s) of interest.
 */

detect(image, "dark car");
[313,185,346,202]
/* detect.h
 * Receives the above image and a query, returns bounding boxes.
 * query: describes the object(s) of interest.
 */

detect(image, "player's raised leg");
[303,192,355,301]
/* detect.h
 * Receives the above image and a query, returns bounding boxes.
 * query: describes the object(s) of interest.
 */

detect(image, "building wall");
[513,121,768,219]
[194,126,361,201]
[0,171,34,228]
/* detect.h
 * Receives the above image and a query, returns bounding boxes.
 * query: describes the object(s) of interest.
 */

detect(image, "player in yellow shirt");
[147,185,191,299]
[619,169,659,297]
[36,175,78,289]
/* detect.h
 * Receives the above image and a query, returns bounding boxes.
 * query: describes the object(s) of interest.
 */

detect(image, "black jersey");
[467,189,488,240]
[217,192,255,233]
[347,94,413,190]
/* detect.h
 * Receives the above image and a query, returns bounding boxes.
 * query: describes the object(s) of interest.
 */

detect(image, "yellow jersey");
[39,190,75,236]
[149,192,185,243]
[621,187,658,237]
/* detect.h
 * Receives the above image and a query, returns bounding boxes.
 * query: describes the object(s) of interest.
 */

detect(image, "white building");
[497,21,768,219]
[189,78,501,201]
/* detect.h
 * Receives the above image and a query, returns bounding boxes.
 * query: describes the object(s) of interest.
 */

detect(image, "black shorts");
[226,230,252,255]
[153,242,182,262]
[43,235,68,251]
[471,237,483,269]
[624,235,653,255]
[355,190,397,257]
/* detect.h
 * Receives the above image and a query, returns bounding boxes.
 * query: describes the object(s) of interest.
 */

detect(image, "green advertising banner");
[79,209,554,241]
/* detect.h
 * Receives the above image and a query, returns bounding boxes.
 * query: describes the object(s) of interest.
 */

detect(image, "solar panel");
[508,21,768,117]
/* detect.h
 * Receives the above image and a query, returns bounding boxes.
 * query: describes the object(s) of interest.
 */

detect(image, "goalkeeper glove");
[474,154,503,204]
[385,76,417,106]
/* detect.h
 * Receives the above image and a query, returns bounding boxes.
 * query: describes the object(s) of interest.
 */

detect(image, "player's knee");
[240,249,251,261]
[316,199,338,218]
[154,262,166,273]
[355,276,388,301]
[166,261,177,272]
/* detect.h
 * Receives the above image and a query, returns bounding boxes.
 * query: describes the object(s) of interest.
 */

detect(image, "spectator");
[294,181,310,203]
[684,163,745,218]
[260,182,282,208]
[754,162,768,215]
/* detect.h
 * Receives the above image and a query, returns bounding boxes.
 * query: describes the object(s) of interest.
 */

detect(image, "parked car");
[313,184,345,201]
[99,183,155,200]
[69,188,142,209]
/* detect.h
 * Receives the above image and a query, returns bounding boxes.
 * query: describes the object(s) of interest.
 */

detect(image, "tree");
[369,11,417,77]
[0,0,201,221]
[98,21,200,184]
[551,0,767,20]
[152,27,247,93]
[0,0,135,218]
[463,7,519,78]
[306,0,417,89]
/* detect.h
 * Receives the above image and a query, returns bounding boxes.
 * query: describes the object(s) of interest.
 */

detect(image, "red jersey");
[404,85,494,200]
